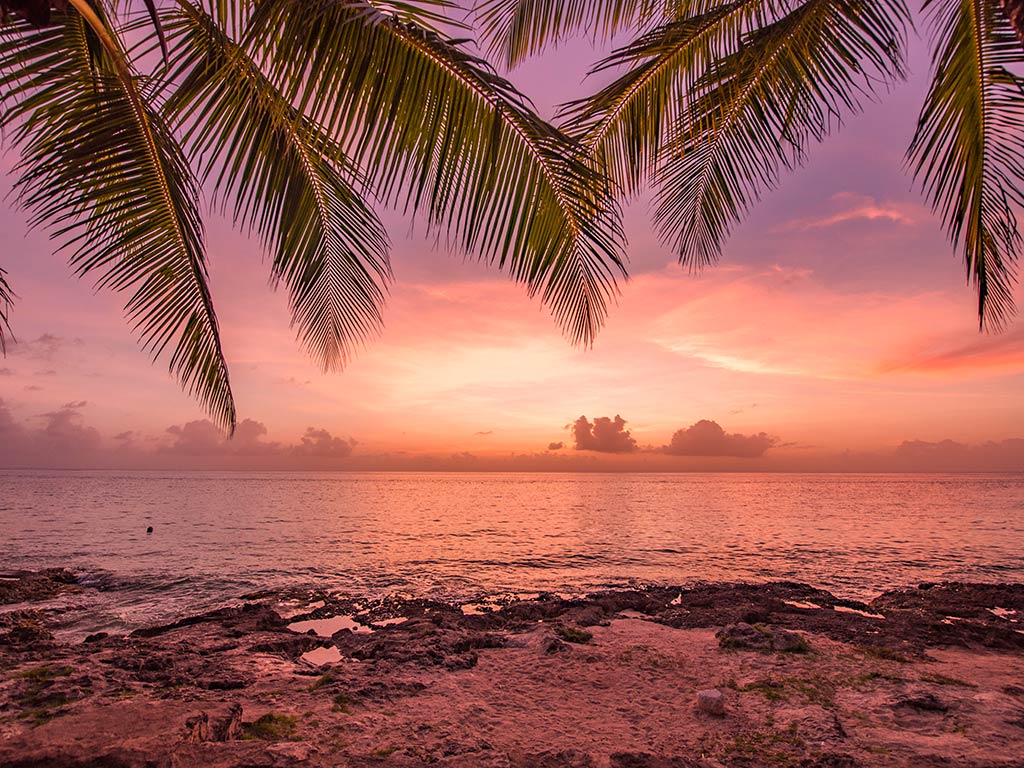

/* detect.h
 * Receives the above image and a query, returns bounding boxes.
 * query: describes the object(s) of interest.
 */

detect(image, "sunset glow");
[0,37,1020,471]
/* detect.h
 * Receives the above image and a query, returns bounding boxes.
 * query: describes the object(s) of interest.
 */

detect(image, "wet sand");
[1,571,1023,767]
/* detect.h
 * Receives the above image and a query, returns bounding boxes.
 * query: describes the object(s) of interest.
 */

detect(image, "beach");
[2,570,1023,767]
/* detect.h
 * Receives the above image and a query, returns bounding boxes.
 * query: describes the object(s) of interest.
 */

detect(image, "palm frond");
[0,266,14,355]
[253,0,628,345]
[560,0,775,193]
[654,0,907,267]
[0,4,235,430]
[473,0,671,68]
[161,0,391,371]
[909,0,1024,328]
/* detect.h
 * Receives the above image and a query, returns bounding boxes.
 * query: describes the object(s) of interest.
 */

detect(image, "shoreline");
[1,572,1023,767]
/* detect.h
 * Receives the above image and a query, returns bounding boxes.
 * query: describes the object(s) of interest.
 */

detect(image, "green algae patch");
[242,712,298,740]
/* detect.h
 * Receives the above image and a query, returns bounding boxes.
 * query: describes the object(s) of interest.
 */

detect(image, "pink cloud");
[572,415,637,453]
[663,420,776,458]
[779,192,918,231]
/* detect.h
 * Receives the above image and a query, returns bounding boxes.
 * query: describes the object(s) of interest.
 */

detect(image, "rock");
[184,712,211,744]
[0,620,54,647]
[520,749,594,767]
[184,703,243,742]
[696,688,726,716]
[0,569,78,605]
[443,651,478,670]
[716,622,772,650]
[716,622,808,652]
[211,703,243,741]
[198,675,249,690]
[772,628,810,653]
[801,753,858,767]
[610,753,702,767]
[543,637,568,654]
[895,692,949,712]
[267,741,314,764]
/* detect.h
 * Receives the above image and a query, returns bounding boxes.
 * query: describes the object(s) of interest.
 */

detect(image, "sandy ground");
[1,573,1023,767]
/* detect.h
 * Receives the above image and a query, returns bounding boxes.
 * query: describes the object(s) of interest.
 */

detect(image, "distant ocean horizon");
[2,469,1022,637]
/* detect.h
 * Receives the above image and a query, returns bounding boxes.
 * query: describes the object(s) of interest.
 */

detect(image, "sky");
[0,25,1022,472]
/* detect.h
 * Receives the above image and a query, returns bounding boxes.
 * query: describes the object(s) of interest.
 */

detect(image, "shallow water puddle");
[834,605,885,619]
[990,607,1017,620]
[461,602,500,615]
[370,616,407,627]
[288,615,372,636]
[300,645,343,666]
[784,600,821,610]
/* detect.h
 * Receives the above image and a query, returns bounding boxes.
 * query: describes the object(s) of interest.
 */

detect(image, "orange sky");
[0,35,1021,471]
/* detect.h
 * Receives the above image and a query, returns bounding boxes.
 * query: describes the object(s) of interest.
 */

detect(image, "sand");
[1,572,1023,767]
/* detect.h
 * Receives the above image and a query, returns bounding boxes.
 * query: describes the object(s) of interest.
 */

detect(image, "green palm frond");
[473,0,672,68]
[561,0,775,193]
[0,266,14,354]
[0,4,235,430]
[654,0,908,268]
[254,0,627,345]
[909,0,1024,328]
[161,1,391,371]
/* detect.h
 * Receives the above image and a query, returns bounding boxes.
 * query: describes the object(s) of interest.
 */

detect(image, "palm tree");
[0,0,627,431]
[475,0,1024,330]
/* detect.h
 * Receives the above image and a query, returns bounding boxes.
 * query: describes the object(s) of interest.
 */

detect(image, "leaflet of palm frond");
[653,0,907,268]
[160,1,391,372]
[0,6,235,430]
[251,0,628,347]
[472,0,671,68]
[559,0,776,193]
[0,266,15,354]
[909,0,1024,329]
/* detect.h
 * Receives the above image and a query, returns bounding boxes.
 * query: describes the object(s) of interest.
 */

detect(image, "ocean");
[1,470,1022,636]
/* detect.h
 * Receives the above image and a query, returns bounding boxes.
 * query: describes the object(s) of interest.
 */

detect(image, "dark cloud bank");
[0,401,1021,472]
[0,400,356,470]
[569,415,776,458]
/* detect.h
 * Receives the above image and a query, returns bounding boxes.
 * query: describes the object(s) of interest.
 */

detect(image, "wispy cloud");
[778,192,918,232]
[879,327,1024,377]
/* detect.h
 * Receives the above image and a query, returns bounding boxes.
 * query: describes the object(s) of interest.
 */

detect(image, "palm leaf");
[561,0,776,193]
[252,0,627,345]
[654,0,907,267]
[0,266,14,354]
[908,0,1024,328]
[160,0,391,371]
[473,0,672,68]
[0,3,235,430]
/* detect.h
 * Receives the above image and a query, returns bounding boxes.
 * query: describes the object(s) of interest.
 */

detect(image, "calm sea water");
[1,470,1022,635]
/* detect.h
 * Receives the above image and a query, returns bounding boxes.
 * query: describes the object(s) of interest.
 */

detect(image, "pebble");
[697,688,726,716]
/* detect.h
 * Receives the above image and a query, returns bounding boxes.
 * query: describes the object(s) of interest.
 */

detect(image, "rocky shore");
[1,570,1023,767]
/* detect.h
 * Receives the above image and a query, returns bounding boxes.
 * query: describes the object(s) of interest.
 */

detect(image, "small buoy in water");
[146,526,153,534]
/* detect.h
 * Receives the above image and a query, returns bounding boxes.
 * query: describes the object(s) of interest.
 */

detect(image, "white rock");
[697,688,726,716]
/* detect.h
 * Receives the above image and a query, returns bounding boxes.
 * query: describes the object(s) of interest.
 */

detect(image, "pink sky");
[0,34,1021,471]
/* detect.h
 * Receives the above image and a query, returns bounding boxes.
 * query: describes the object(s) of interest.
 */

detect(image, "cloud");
[892,438,1024,472]
[572,415,637,453]
[474,430,494,436]
[0,399,100,467]
[662,420,776,458]
[0,367,11,376]
[780,193,917,232]
[8,333,82,360]
[547,441,564,451]
[293,428,356,458]
[879,326,1024,378]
